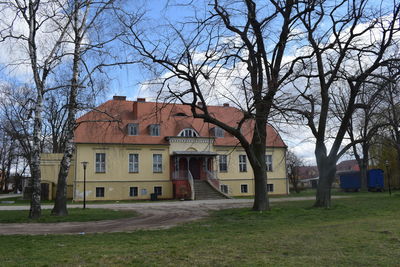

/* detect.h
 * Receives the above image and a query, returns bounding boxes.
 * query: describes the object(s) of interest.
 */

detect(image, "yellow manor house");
[40,96,288,201]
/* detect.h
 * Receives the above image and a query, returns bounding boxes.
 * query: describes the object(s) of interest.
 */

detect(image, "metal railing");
[206,170,220,188]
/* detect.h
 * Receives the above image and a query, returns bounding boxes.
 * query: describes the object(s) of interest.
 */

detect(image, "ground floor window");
[141,189,147,195]
[129,187,138,197]
[241,184,248,193]
[220,184,229,194]
[267,184,274,192]
[96,187,105,197]
[154,186,162,196]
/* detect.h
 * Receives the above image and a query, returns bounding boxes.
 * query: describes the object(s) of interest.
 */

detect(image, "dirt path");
[0,196,347,235]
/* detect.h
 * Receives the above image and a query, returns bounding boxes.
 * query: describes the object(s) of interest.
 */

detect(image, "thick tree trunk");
[249,104,268,211]
[252,162,268,211]
[314,152,336,208]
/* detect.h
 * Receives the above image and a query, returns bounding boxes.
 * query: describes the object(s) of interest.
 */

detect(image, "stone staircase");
[193,180,229,200]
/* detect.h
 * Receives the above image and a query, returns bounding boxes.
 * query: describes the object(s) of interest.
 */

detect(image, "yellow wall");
[215,146,288,195]
[40,153,75,199]
[74,144,171,201]
[74,181,173,201]
[40,142,287,201]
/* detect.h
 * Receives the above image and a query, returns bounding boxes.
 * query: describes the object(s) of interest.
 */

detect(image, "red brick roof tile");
[75,99,286,148]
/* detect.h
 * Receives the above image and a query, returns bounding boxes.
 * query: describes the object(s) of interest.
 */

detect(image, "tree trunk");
[252,162,268,211]
[249,105,268,211]
[29,94,43,219]
[314,153,336,208]
[359,148,369,192]
[52,2,82,216]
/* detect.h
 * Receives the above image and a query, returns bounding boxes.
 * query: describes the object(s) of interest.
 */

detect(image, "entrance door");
[189,158,201,179]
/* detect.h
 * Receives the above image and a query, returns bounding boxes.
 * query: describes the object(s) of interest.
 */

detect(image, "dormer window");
[213,127,224,138]
[179,128,199,137]
[127,123,138,136]
[149,124,160,136]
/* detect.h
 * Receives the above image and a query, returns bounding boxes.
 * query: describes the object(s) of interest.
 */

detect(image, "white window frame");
[178,128,199,137]
[96,187,105,197]
[214,127,224,138]
[95,153,106,173]
[153,154,163,173]
[239,155,247,172]
[241,184,248,193]
[128,153,139,173]
[220,184,229,194]
[267,184,274,192]
[219,155,228,172]
[127,123,139,136]
[129,186,138,197]
[265,155,273,172]
[149,124,160,136]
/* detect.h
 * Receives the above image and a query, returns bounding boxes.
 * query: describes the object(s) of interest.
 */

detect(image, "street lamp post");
[385,160,391,196]
[81,161,88,209]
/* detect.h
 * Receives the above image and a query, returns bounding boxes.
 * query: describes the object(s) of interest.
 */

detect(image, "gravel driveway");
[0,196,347,235]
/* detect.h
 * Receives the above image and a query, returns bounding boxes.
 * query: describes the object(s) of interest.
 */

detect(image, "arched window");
[178,128,199,137]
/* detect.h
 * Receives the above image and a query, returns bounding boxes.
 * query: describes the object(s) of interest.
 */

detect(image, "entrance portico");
[171,151,218,199]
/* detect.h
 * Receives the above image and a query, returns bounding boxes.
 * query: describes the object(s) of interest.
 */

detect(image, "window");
[267,184,274,192]
[96,187,105,197]
[141,188,147,195]
[95,153,106,173]
[149,124,160,136]
[214,127,224,138]
[154,186,162,196]
[241,184,248,193]
[179,128,198,137]
[239,155,247,172]
[153,154,162,173]
[220,184,229,194]
[219,155,227,172]
[265,155,273,172]
[129,187,138,197]
[127,123,139,136]
[129,154,139,173]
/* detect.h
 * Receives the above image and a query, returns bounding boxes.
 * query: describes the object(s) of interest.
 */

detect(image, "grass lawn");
[0,196,177,206]
[1,193,400,266]
[0,208,137,223]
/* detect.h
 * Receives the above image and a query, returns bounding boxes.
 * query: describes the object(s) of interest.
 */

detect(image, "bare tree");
[282,0,400,207]
[51,0,137,216]
[286,150,303,193]
[0,0,75,218]
[119,0,312,211]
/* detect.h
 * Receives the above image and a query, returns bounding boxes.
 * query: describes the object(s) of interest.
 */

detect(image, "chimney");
[223,103,229,107]
[113,95,126,101]
[137,98,146,102]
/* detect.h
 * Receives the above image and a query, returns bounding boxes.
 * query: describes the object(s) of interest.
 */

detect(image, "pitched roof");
[74,98,286,147]
[337,159,360,172]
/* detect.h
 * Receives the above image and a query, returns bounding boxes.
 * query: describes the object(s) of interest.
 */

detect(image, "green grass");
[0,208,137,223]
[0,196,178,206]
[1,193,400,266]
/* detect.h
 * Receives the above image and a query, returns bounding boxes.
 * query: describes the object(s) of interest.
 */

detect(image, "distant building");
[336,159,360,173]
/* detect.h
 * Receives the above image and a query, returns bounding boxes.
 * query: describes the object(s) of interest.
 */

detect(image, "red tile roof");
[337,160,360,172]
[74,98,286,147]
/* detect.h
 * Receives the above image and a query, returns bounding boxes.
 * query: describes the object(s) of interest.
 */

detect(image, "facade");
[40,96,288,201]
